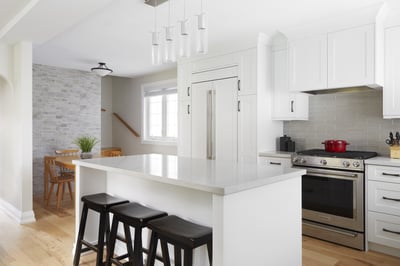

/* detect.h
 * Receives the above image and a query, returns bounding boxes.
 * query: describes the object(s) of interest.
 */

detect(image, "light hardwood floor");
[0,196,399,265]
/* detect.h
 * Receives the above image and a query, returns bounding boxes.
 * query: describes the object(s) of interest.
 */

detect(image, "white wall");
[112,69,177,155]
[0,42,34,224]
[101,76,113,147]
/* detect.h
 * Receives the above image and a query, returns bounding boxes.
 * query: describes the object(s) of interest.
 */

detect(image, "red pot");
[321,140,350,152]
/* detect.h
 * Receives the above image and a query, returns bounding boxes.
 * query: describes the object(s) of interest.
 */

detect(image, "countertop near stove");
[259,150,294,158]
[365,156,400,167]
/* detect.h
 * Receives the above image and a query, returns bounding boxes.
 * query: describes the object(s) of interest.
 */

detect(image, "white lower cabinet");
[258,156,292,168]
[366,164,400,255]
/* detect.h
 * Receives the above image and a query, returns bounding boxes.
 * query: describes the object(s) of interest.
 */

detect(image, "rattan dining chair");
[55,149,80,156]
[45,156,74,209]
[102,150,122,157]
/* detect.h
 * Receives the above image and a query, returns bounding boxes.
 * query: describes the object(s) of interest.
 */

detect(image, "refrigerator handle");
[212,90,216,160]
[207,90,213,159]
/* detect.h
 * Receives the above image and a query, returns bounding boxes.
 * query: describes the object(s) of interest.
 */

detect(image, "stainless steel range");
[292,149,377,250]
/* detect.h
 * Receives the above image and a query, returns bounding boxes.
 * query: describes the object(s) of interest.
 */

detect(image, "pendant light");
[163,0,176,63]
[196,0,208,54]
[151,1,161,65]
[179,0,191,57]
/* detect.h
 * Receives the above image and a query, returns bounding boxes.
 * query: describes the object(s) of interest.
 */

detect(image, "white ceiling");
[0,0,386,78]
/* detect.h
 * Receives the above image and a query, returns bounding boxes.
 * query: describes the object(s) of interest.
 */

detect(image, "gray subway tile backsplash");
[283,90,397,156]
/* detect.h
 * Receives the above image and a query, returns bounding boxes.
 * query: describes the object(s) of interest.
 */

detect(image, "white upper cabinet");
[288,23,382,93]
[177,62,192,102]
[238,49,257,95]
[383,26,400,118]
[328,24,375,88]
[274,46,309,120]
[289,35,327,92]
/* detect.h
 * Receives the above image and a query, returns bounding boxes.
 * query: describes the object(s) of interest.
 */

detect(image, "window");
[142,80,177,144]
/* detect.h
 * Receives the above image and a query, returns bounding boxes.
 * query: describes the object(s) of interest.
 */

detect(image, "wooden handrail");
[113,112,140,137]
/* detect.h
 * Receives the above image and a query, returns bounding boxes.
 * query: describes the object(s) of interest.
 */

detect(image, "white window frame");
[141,79,177,145]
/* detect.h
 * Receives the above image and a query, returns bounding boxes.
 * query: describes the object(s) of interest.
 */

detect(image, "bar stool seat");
[146,215,212,266]
[73,193,129,266]
[107,202,168,266]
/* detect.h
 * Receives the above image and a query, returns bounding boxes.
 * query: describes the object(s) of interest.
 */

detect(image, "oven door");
[302,168,364,232]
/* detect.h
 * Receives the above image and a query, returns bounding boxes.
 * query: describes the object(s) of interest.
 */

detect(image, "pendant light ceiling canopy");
[91,62,113,77]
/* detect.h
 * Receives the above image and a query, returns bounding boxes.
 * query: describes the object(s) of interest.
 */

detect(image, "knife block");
[390,145,400,159]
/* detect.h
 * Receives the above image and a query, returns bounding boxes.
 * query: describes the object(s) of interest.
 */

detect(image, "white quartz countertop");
[74,154,305,195]
[259,151,294,158]
[365,156,400,167]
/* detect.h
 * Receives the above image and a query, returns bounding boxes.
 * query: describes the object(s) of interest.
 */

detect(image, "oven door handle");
[306,170,359,180]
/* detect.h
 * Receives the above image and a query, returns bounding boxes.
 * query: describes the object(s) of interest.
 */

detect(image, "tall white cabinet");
[178,35,283,162]
[383,26,400,118]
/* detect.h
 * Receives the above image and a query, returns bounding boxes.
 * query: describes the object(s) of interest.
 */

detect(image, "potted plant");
[73,136,98,159]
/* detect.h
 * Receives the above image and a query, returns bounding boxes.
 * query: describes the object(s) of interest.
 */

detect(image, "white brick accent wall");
[33,64,101,195]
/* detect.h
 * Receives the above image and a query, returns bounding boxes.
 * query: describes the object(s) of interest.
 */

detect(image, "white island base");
[74,154,303,266]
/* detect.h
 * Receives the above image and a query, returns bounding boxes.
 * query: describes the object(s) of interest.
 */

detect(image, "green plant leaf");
[73,136,98,152]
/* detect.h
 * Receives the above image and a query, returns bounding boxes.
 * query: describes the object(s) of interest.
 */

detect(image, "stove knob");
[353,161,361,168]
[300,158,307,164]
[342,161,350,168]
[293,157,299,163]
[320,159,327,165]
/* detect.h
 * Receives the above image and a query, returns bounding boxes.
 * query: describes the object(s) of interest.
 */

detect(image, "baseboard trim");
[0,198,36,224]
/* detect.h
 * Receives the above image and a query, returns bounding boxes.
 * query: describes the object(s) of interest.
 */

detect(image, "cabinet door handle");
[238,100,241,112]
[269,162,282,165]
[187,86,190,97]
[383,228,400,235]
[187,104,190,114]
[238,80,241,91]
[382,172,400,177]
[382,196,400,202]
[291,100,294,113]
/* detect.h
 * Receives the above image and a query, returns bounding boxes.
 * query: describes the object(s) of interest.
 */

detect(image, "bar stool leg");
[123,224,135,265]
[207,242,212,266]
[96,211,107,265]
[174,247,182,266]
[160,240,170,266]
[73,204,89,266]
[183,248,193,266]
[106,217,119,266]
[146,232,158,266]
[132,227,143,265]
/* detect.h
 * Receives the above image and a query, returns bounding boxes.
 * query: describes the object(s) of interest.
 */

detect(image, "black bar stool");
[146,215,212,266]
[106,202,168,266]
[73,193,129,266]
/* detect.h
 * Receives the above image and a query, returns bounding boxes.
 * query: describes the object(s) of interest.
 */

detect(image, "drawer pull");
[382,172,400,177]
[383,228,400,235]
[269,162,281,166]
[382,196,400,202]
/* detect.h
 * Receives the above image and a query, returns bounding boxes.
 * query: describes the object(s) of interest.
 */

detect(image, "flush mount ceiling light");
[91,62,113,77]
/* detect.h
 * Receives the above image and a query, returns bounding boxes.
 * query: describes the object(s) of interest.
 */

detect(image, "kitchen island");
[73,154,304,266]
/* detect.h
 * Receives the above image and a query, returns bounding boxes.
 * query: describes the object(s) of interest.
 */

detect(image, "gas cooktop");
[296,149,377,160]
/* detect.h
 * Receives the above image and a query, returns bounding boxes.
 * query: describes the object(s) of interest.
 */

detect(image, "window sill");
[142,139,177,146]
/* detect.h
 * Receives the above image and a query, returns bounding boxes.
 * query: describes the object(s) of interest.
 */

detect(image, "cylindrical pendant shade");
[179,20,191,57]
[164,26,176,63]
[196,13,208,54]
[151,31,161,65]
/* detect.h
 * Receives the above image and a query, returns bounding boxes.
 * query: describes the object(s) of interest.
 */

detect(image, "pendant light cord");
[154,0,158,31]
[183,0,186,20]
